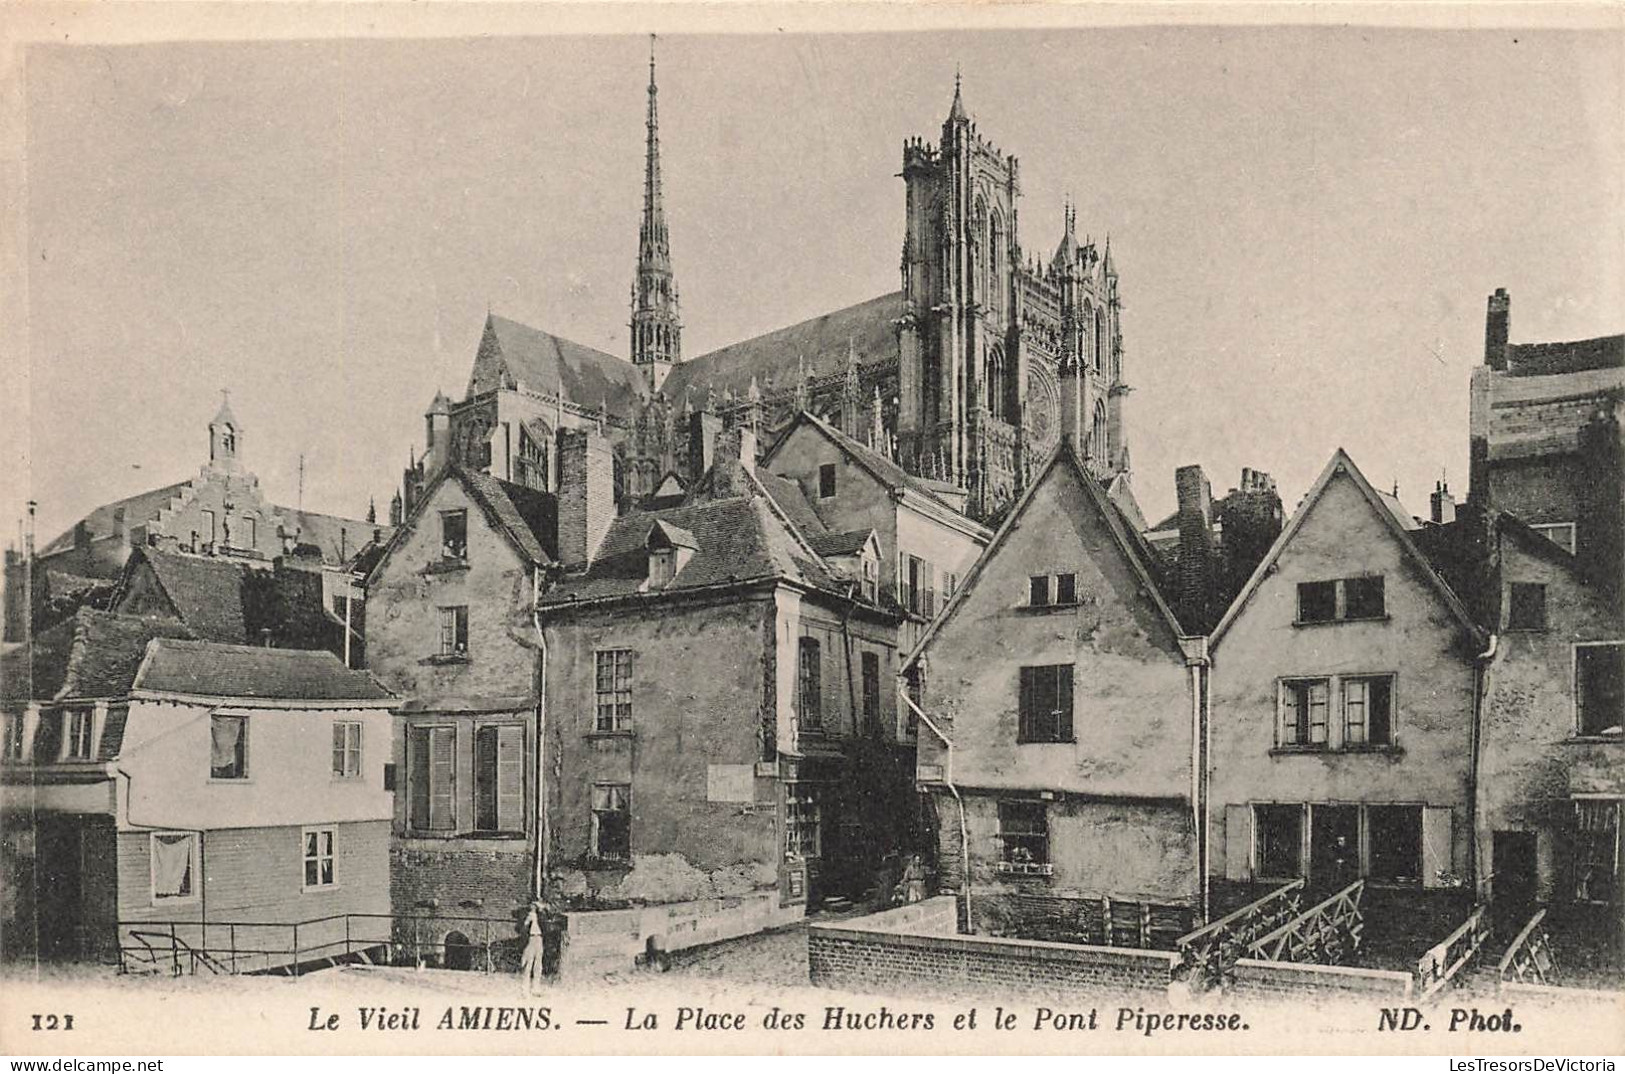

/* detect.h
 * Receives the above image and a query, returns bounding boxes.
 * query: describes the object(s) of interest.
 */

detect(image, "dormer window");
[646,520,697,590]
[440,510,468,562]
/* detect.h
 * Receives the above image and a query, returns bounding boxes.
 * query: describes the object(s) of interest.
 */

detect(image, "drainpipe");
[1470,632,1497,903]
[897,675,972,933]
[1186,638,1212,924]
[531,566,550,901]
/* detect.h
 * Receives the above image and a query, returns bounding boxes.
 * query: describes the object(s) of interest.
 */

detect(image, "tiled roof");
[1,608,195,703]
[134,638,392,702]
[539,491,837,606]
[38,481,191,558]
[458,467,557,565]
[277,508,390,566]
[782,412,961,511]
[660,292,901,406]
[809,528,876,557]
[753,471,827,538]
[471,314,645,420]
[140,547,250,644]
[1505,334,1624,377]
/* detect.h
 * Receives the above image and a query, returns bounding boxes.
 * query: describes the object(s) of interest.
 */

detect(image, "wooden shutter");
[1056,665,1074,741]
[430,727,455,831]
[475,727,498,830]
[1421,806,1452,888]
[408,728,431,828]
[496,724,524,832]
[1018,667,1035,742]
[1225,804,1255,881]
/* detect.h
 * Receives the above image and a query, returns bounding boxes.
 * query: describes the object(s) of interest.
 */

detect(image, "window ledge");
[583,857,631,871]
[301,884,343,894]
[207,777,253,784]
[996,862,1054,877]
[422,559,470,576]
[1293,615,1391,627]
[585,730,636,741]
[1566,734,1624,744]
[1017,602,1081,614]
[425,654,471,666]
[1269,745,1403,756]
[460,831,526,841]
[1016,739,1078,746]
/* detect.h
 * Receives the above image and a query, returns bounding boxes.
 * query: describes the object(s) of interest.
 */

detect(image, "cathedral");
[397,51,1135,528]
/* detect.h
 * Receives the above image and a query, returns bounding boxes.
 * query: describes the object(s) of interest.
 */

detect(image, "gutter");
[898,676,973,933]
[1469,632,1497,901]
[531,564,550,901]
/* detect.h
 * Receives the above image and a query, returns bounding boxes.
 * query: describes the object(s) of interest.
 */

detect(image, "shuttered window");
[1281,679,1329,746]
[1018,664,1074,743]
[409,725,455,831]
[475,724,525,833]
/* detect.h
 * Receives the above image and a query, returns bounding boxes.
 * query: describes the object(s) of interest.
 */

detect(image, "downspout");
[1470,632,1497,902]
[898,676,972,933]
[531,565,550,901]
[1187,639,1212,924]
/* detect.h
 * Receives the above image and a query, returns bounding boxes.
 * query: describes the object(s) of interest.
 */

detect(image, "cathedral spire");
[631,33,681,393]
[947,67,968,124]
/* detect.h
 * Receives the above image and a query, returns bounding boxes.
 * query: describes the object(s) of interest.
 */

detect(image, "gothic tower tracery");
[630,35,682,394]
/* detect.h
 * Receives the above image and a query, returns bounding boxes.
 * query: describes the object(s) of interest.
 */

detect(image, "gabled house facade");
[1,625,393,967]
[905,426,1204,938]
[1207,450,1485,898]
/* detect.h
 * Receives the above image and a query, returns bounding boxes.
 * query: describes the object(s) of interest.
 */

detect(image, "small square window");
[1029,575,1051,607]
[1297,581,1336,623]
[998,800,1049,867]
[1344,576,1386,620]
[440,510,469,561]
[818,464,837,499]
[1508,583,1547,632]
[1055,573,1077,604]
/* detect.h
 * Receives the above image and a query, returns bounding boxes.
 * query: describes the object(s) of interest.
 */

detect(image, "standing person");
[519,902,546,995]
[900,854,927,904]
[539,878,570,982]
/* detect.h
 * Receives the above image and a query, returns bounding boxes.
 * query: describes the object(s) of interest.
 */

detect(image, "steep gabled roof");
[469,314,645,419]
[38,481,191,558]
[659,292,901,406]
[133,546,250,644]
[133,638,392,703]
[907,439,1187,667]
[763,410,974,520]
[1209,449,1483,650]
[364,466,556,586]
[809,528,878,558]
[1,608,196,703]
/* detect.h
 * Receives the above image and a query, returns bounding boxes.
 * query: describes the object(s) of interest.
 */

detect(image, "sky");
[8,18,1623,548]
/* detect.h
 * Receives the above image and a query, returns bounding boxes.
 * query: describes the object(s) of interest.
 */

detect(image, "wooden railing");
[1175,880,1305,993]
[1415,903,1491,1000]
[1497,908,1556,988]
[1246,879,1365,964]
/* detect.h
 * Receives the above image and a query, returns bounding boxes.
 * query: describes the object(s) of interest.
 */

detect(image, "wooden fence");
[1245,879,1365,964]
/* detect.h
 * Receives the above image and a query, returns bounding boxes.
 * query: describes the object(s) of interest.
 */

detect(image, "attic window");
[1507,583,1547,632]
[818,463,837,499]
[440,510,468,562]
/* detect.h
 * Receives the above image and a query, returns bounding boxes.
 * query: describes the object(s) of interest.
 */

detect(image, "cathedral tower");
[630,36,682,394]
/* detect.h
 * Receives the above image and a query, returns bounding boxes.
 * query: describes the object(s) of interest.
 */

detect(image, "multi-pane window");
[591,783,631,860]
[209,715,248,779]
[903,665,923,740]
[1367,805,1422,883]
[150,832,198,902]
[303,828,336,889]
[594,650,634,732]
[1342,676,1394,747]
[1298,577,1385,623]
[785,785,821,860]
[1576,643,1624,737]
[1255,804,1303,878]
[998,800,1049,868]
[818,464,837,499]
[1507,583,1547,632]
[1574,799,1619,903]
[1029,573,1076,606]
[440,509,469,561]
[798,638,822,730]
[66,708,94,760]
[332,721,362,778]
[1281,679,1330,747]
[861,652,881,736]
[1018,664,1074,744]
[408,725,455,831]
[898,554,935,617]
[438,606,469,658]
[475,724,524,833]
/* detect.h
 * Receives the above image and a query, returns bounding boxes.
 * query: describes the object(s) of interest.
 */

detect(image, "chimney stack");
[1174,464,1217,633]
[557,427,615,571]
[1058,353,1084,451]
[687,409,721,483]
[1430,481,1457,526]
[1485,288,1510,371]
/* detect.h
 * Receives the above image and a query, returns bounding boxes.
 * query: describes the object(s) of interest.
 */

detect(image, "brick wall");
[808,897,1178,998]
[1229,958,1414,999]
[391,841,532,919]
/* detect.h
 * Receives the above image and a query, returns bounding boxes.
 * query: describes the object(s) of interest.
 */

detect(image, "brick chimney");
[687,410,721,485]
[557,427,614,571]
[1484,288,1510,371]
[1430,481,1457,525]
[1577,401,1624,602]
[1174,464,1217,632]
[710,422,759,499]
